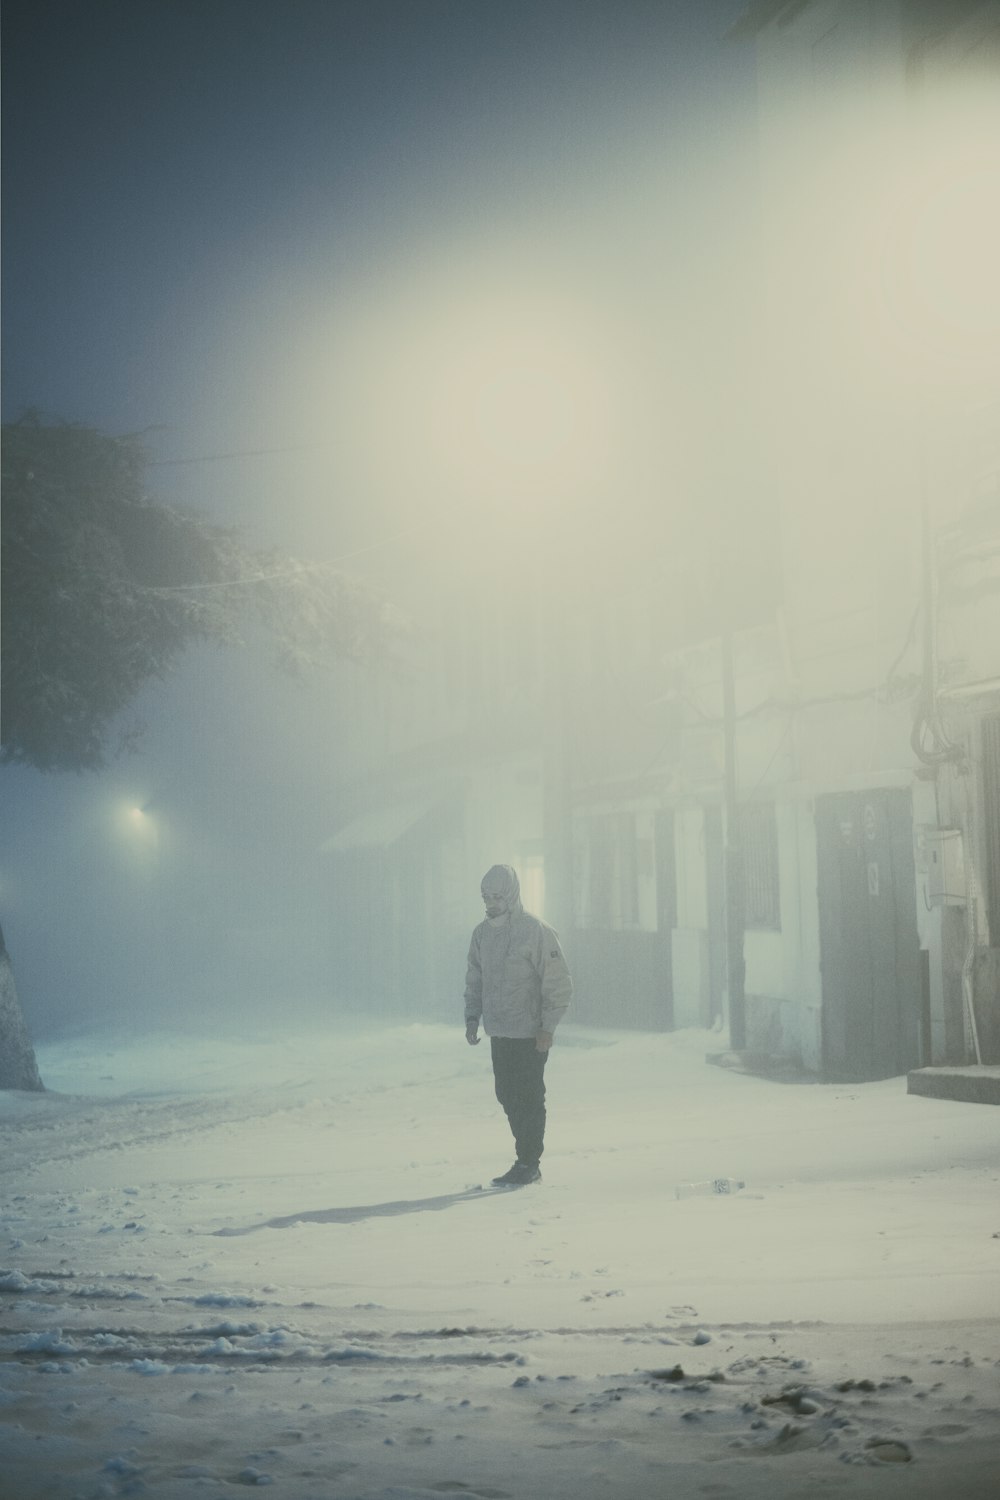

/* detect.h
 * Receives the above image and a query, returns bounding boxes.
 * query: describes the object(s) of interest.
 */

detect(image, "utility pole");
[722,623,747,1051]
[542,575,575,941]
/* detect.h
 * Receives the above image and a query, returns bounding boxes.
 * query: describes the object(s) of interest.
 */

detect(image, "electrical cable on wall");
[911,500,964,768]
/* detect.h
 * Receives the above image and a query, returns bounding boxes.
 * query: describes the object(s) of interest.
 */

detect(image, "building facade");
[321,0,1000,1078]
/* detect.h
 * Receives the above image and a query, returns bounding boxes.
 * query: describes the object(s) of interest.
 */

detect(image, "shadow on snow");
[213,1184,513,1236]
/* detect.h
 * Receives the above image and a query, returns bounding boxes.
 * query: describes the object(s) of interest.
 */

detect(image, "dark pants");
[490,1037,547,1167]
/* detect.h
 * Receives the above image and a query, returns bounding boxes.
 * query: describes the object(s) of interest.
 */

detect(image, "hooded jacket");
[464,864,572,1039]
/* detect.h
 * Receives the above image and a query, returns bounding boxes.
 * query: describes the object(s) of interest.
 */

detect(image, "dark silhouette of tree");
[1,416,402,1087]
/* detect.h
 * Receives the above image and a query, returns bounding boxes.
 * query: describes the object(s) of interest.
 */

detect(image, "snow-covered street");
[2,1022,998,1498]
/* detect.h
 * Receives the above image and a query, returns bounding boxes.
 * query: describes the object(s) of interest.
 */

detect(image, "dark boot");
[492,1161,541,1186]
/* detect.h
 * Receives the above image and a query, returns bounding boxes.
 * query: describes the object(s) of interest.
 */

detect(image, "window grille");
[739,802,781,931]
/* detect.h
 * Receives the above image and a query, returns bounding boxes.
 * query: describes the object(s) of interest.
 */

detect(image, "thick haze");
[4,0,755,1037]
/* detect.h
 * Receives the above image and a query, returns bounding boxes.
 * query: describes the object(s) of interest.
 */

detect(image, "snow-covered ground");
[1,1020,998,1499]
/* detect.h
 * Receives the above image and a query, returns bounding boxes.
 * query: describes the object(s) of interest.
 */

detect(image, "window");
[573,813,640,930]
[740,803,781,931]
[518,851,546,923]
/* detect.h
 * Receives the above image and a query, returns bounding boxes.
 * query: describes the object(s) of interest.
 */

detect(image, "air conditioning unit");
[924,828,966,907]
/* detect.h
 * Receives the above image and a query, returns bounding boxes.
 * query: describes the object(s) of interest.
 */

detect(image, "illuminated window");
[518,851,546,923]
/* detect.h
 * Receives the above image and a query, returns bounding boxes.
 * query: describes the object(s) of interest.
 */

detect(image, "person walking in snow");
[464,863,572,1186]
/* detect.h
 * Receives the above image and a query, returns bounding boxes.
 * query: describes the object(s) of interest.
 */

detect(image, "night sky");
[3,0,752,450]
[2,0,755,1035]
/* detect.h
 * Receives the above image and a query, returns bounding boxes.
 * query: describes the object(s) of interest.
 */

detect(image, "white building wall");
[675,807,709,929]
[738,796,824,1069]
[743,930,783,1001]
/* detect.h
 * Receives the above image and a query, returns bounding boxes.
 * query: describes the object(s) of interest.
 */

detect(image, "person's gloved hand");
[465,1022,480,1046]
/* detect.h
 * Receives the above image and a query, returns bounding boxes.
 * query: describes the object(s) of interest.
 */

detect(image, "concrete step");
[907,1066,1000,1106]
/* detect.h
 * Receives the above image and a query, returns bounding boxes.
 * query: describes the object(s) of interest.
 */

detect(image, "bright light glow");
[118,801,158,853]
[383,288,617,503]
[775,84,1000,397]
[839,83,1000,401]
[296,240,647,536]
[886,134,1000,378]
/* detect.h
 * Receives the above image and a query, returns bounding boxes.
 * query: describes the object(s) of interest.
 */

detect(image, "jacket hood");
[480,863,523,917]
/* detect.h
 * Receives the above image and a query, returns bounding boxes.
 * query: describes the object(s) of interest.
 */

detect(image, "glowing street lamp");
[122,801,159,853]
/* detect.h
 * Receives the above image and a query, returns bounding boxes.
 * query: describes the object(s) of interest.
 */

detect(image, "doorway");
[815,788,922,1080]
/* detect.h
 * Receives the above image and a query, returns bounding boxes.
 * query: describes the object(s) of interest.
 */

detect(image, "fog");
[0,0,747,1041]
[2,0,997,1047]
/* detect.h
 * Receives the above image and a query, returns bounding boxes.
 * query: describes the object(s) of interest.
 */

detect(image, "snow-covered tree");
[0,416,402,1087]
[2,416,399,771]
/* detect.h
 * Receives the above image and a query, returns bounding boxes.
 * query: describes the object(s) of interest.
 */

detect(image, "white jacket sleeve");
[537,927,572,1033]
[464,928,483,1025]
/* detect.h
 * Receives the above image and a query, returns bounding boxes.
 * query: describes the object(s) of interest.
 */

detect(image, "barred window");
[740,802,781,931]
